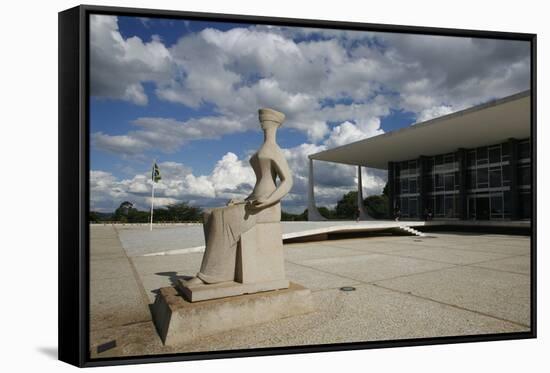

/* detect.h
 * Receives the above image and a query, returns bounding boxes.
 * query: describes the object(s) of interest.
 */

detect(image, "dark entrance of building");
[468,195,490,220]
[476,197,490,220]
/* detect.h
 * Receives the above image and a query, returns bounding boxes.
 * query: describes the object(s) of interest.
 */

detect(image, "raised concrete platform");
[178,279,290,302]
[152,282,314,346]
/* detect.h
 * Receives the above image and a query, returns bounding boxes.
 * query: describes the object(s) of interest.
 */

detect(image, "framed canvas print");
[58,4,537,367]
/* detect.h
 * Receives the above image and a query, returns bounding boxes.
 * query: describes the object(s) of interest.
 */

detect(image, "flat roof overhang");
[309,91,531,170]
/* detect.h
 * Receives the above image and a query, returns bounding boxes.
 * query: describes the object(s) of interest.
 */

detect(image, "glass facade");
[424,153,460,219]
[517,139,531,220]
[395,160,420,218]
[389,138,531,220]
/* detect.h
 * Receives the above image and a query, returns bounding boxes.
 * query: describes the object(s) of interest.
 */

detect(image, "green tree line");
[282,184,389,221]
[281,192,389,221]
[90,201,203,223]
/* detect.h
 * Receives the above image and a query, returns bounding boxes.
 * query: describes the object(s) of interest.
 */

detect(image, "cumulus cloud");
[416,105,454,122]
[324,119,384,148]
[90,15,529,153]
[89,16,529,212]
[91,154,254,211]
[90,15,173,105]
[92,115,252,157]
[90,146,387,214]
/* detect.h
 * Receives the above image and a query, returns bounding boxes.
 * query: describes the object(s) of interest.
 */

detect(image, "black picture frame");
[59,4,537,367]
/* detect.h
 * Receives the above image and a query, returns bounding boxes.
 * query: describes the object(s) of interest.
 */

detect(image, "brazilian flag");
[151,162,161,183]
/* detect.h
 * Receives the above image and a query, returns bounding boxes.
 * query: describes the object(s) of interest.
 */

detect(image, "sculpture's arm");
[227,194,254,206]
[252,153,293,209]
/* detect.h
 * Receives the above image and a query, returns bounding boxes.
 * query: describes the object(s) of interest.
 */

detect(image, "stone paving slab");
[283,261,361,291]
[284,243,366,262]
[472,255,531,275]
[321,239,440,253]
[131,252,203,277]
[90,321,165,359]
[298,253,455,283]
[118,225,206,256]
[401,237,531,256]
[374,266,531,326]
[90,257,136,280]
[89,226,157,356]
[90,240,128,260]
[441,243,530,256]
[90,276,151,331]
[90,226,119,240]
[261,284,528,348]
[383,247,512,265]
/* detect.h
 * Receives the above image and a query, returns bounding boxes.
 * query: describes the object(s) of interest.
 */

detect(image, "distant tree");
[164,202,203,222]
[335,191,359,219]
[114,201,135,222]
[119,201,134,213]
[110,200,203,223]
[318,206,337,219]
[281,211,299,221]
[332,190,389,220]
[297,209,308,220]
[89,211,113,222]
[127,209,149,223]
[89,211,101,223]
[382,182,389,197]
[364,195,389,219]
[282,209,310,221]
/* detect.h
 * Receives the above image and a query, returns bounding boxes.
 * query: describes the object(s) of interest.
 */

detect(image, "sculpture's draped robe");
[197,152,281,284]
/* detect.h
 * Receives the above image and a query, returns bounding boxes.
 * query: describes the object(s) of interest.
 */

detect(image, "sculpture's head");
[259,108,285,131]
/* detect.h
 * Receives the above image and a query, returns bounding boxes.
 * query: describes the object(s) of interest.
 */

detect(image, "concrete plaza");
[89,224,531,358]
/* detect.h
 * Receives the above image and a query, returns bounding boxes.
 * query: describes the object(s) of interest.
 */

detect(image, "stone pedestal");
[179,278,290,303]
[237,222,287,284]
[181,222,290,302]
[152,282,315,346]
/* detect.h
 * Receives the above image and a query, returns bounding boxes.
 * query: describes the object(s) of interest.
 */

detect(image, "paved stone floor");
[89,225,531,359]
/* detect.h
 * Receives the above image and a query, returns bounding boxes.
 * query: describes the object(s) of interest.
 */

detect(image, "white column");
[357,165,374,221]
[307,158,327,221]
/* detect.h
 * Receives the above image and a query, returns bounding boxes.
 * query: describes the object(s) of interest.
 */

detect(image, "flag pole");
[150,160,155,231]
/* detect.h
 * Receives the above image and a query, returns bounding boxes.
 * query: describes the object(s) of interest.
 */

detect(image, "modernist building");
[308,91,532,221]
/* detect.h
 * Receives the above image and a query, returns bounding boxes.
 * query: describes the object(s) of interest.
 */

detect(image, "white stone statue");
[181,108,293,301]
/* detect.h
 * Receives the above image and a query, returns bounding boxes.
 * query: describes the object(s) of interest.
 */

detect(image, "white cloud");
[92,115,250,157]
[89,18,529,213]
[92,132,152,156]
[91,155,254,212]
[91,143,387,214]
[91,16,529,156]
[210,152,255,194]
[324,119,383,148]
[90,15,173,105]
[416,105,454,122]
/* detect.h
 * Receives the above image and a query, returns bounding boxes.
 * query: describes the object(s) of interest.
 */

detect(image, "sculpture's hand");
[249,197,270,210]
[226,198,244,206]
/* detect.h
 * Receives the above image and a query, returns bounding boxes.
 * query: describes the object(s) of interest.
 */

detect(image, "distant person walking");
[424,207,433,221]
[356,208,361,222]
[394,207,401,222]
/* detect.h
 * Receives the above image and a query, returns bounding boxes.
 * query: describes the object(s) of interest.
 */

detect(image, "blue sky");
[89,14,530,213]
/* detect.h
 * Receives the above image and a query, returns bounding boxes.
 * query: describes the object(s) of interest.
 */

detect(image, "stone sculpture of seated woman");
[180,108,293,301]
